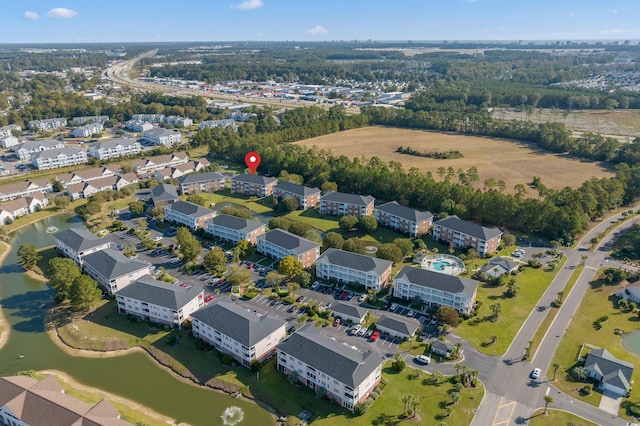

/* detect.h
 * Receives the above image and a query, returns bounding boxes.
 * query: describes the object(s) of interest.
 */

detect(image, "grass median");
[529,409,597,426]
[456,256,566,356]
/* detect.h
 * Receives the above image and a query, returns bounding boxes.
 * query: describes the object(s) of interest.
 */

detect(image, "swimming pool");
[432,260,453,271]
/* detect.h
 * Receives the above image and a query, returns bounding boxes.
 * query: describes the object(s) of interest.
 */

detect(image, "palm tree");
[552,363,561,381]
[401,394,412,414]
[543,395,553,414]
[410,394,421,418]
[432,371,443,384]
[489,303,502,321]
[556,291,564,303]
[450,392,461,406]
[490,335,497,344]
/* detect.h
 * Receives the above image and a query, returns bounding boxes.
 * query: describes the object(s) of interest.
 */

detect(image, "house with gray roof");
[375,314,421,339]
[375,201,434,237]
[0,375,131,426]
[177,172,226,195]
[31,147,88,170]
[53,226,112,265]
[478,256,520,278]
[393,266,479,314]
[82,248,151,296]
[276,324,384,411]
[319,191,375,219]
[191,298,287,368]
[164,200,217,230]
[584,348,634,396]
[330,302,369,325]
[616,281,640,304]
[115,275,204,329]
[431,340,459,359]
[231,174,278,197]
[205,214,266,245]
[316,248,393,291]
[273,181,321,209]
[257,228,320,268]
[432,215,503,256]
[151,184,179,206]
[13,139,65,160]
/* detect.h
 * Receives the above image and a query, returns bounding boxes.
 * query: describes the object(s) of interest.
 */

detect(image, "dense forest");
[188,105,640,244]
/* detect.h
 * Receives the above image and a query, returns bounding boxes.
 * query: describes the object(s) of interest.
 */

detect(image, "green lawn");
[529,409,597,426]
[195,190,275,215]
[284,209,340,232]
[548,275,640,418]
[529,265,584,359]
[54,301,483,425]
[456,256,566,356]
[34,246,57,276]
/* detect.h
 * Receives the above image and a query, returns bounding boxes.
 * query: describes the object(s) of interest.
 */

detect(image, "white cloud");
[307,25,328,35]
[612,9,619,14]
[601,28,629,34]
[47,8,78,18]
[23,11,39,20]
[234,0,263,10]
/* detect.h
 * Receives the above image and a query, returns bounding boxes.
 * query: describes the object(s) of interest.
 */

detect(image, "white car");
[357,294,366,303]
[531,368,541,379]
[390,303,398,311]
[414,355,431,365]
[351,325,362,335]
[357,327,368,336]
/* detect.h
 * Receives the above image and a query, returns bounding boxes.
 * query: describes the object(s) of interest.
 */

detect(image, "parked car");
[357,327,368,336]
[369,331,380,342]
[430,317,438,325]
[351,324,362,335]
[390,303,398,311]
[204,294,215,303]
[287,325,296,334]
[296,296,304,303]
[414,355,431,365]
[357,294,366,303]
[333,319,341,327]
[407,310,414,318]
[365,329,374,338]
[531,368,541,379]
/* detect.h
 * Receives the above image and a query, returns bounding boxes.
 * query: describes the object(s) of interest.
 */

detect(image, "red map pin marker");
[245,151,261,175]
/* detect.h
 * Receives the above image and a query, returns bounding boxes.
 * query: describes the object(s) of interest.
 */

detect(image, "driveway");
[599,390,622,415]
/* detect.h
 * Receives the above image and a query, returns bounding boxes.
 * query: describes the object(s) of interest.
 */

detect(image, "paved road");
[470,213,640,426]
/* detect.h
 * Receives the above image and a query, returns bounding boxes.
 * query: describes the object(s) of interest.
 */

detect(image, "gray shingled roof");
[54,227,109,252]
[276,324,384,388]
[330,302,369,320]
[434,215,502,241]
[143,127,180,137]
[166,201,215,218]
[116,275,202,310]
[320,191,375,207]
[92,137,138,150]
[151,184,179,203]
[486,256,519,271]
[258,229,319,255]
[317,248,392,275]
[16,139,62,150]
[191,298,286,347]
[177,171,226,185]
[431,340,454,354]
[273,181,320,197]
[395,266,479,298]
[31,147,84,160]
[82,249,149,280]
[209,214,264,232]
[585,348,634,391]
[375,201,433,223]
[375,314,420,337]
[231,174,277,186]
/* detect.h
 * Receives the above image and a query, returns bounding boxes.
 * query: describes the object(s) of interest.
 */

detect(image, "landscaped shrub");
[371,390,380,400]
[392,358,406,372]
[628,404,640,417]
[354,402,368,416]
[221,354,233,365]
[580,385,592,396]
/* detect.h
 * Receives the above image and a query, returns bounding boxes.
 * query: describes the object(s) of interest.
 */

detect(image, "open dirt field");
[492,108,640,139]
[294,126,614,191]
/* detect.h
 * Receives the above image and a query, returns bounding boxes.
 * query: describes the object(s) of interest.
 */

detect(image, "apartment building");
[375,314,421,339]
[88,137,141,160]
[273,181,321,209]
[432,215,503,256]
[0,179,50,202]
[374,201,433,237]
[0,195,48,225]
[0,124,21,138]
[164,201,217,230]
[257,228,320,268]
[315,248,393,291]
[0,135,19,148]
[27,117,67,131]
[0,375,132,426]
[132,153,189,173]
[116,275,204,329]
[132,113,165,123]
[82,248,150,296]
[53,226,112,265]
[72,115,109,124]
[31,147,88,170]
[393,266,479,314]
[191,298,287,368]
[205,214,266,245]
[125,120,154,132]
[230,174,278,197]
[13,139,65,161]
[151,184,179,206]
[177,171,226,194]
[319,192,374,219]
[276,324,384,411]
[165,115,193,127]
[199,119,237,130]
[66,174,138,200]
[70,122,104,138]
[154,159,210,181]
[141,128,183,147]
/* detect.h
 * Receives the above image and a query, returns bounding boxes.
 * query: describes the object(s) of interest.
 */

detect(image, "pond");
[0,213,273,425]
[621,330,640,356]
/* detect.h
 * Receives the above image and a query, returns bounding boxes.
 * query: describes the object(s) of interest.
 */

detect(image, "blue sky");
[4,0,640,43]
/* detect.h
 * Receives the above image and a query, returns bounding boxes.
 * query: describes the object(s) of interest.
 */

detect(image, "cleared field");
[295,126,614,191]
[493,108,640,139]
